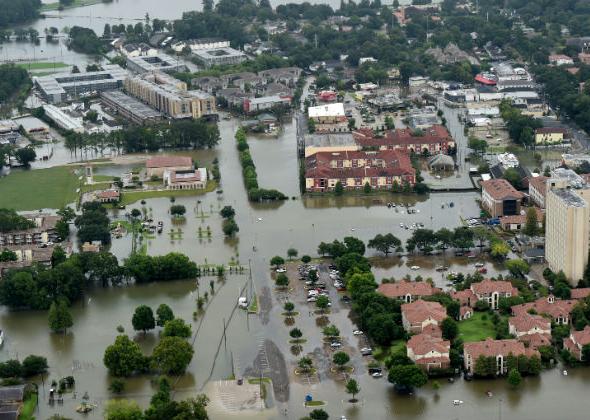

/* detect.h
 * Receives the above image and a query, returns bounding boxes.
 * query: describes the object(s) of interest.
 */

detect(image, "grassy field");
[19,393,38,420]
[119,181,217,206]
[458,312,497,342]
[16,62,68,71]
[41,0,103,11]
[0,166,81,210]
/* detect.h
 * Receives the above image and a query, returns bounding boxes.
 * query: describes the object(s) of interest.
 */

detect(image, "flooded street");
[1,112,586,420]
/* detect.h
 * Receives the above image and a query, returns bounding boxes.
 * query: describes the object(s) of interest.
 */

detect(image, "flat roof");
[305,132,356,148]
[551,188,588,207]
[308,103,345,118]
[100,90,162,119]
[193,47,246,60]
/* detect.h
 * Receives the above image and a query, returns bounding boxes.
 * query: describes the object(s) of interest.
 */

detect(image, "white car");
[360,347,372,353]
[308,290,319,296]
[410,265,420,270]
[276,268,287,273]
[353,330,363,335]
[307,297,317,302]
[371,372,383,378]
[330,342,342,348]
[474,263,485,268]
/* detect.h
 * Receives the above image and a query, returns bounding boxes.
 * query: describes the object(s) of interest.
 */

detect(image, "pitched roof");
[571,325,590,346]
[464,338,537,359]
[402,300,446,325]
[512,295,577,320]
[528,175,548,192]
[451,289,477,307]
[519,332,551,349]
[571,288,590,300]
[481,178,525,201]
[377,281,440,298]
[471,279,518,296]
[146,156,192,169]
[407,332,450,356]
[509,313,550,333]
[499,208,543,226]
[97,189,120,199]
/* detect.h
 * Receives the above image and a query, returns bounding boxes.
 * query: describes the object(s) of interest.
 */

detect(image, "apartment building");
[124,72,215,119]
[545,187,590,283]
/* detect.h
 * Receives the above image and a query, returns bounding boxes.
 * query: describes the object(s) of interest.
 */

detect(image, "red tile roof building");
[464,338,539,375]
[508,313,551,349]
[571,288,590,300]
[377,281,441,303]
[146,156,193,177]
[470,279,519,310]
[401,300,447,334]
[407,333,450,371]
[354,125,455,154]
[304,149,416,192]
[481,179,525,218]
[529,176,548,208]
[499,208,544,231]
[511,295,576,325]
[451,289,477,308]
[564,326,590,361]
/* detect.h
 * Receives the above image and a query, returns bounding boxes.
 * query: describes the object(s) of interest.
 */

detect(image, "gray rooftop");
[305,132,356,148]
[551,168,585,189]
[551,188,588,207]
[100,91,162,119]
[34,65,127,96]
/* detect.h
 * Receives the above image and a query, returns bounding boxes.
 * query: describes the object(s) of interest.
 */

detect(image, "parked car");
[371,372,383,378]
[276,267,287,273]
[353,330,363,335]
[330,342,342,348]
[307,297,317,302]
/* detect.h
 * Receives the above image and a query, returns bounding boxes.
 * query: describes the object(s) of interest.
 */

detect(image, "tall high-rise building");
[545,187,590,284]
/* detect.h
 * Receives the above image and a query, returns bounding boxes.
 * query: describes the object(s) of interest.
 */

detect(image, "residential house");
[480,178,525,218]
[535,127,568,145]
[499,207,544,231]
[407,332,451,371]
[216,88,253,108]
[354,125,455,154]
[94,189,120,203]
[564,325,590,360]
[463,338,539,375]
[401,300,447,334]
[578,52,590,65]
[470,279,518,310]
[549,54,574,66]
[512,295,576,325]
[305,149,416,192]
[451,289,477,308]
[377,280,441,303]
[164,168,207,190]
[0,214,59,246]
[191,76,222,94]
[529,176,548,208]
[146,156,192,178]
[259,67,302,86]
[509,313,552,349]
[571,288,590,300]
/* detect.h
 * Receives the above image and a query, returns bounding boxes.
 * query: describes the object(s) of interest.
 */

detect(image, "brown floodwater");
[2,114,589,420]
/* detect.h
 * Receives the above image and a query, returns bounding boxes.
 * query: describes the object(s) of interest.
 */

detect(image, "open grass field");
[16,62,68,71]
[0,166,81,210]
[458,312,497,342]
[119,181,217,206]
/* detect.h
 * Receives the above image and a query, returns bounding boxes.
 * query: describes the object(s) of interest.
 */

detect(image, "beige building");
[124,72,215,119]
[535,127,567,145]
[545,187,590,284]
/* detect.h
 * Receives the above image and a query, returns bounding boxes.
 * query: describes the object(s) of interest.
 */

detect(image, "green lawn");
[458,312,497,342]
[16,62,68,71]
[119,181,217,206]
[19,393,37,420]
[0,166,81,210]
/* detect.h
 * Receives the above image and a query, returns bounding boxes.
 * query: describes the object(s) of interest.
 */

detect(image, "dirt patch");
[258,286,272,325]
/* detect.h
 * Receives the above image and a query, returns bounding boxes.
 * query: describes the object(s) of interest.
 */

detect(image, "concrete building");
[172,38,230,53]
[529,175,549,208]
[100,91,163,125]
[126,53,187,74]
[243,95,291,114]
[0,214,59,246]
[124,73,215,119]
[304,133,359,158]
[192,47,247,68]
[34,65,128,103]
[308,103,348,133]
[42,104,84,133]
[545,187,590,283]
[164,168,207,190]
[305,149,416,192]
[549,54,574,66]
[146,156,193,178]
[535,127,567,145]
[480,179,524,218]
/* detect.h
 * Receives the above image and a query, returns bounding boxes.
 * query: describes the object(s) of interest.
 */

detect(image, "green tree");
[109,379,125,394]
[222,218,239,236]
[275,273,289,288]
[151,336,194,374]
[51,246,67,267]
[21,355,48,377]
[309,408,329,420]
[156,303,174,327]
[270,256,285,268]
[334,181,344,196]
[162,318,192,339]
[446,300,460,320]
[508,368,522,387]
[301,255,312,264]
[289,328,303,339]
[14,147,36,166]
[104,399,144,420]
[170,205,186,217]
[368,233,402,256]
[363,181,372,194]
[287,248,298,260]
[490,240,510,260]
[48,300,73,334]
[345,378,360,401]
[503,168,522,189]
[333,351,350,369]
[505,259,530,277]
[387,364,428,391]
[323,324,340,337]
[103,335,146,377]
[441,317,458,340]
[315,295,330,313]
[284,301,295,314]
[0,360,22,378]
[298,356,313,373]
[132,305,155,334]
[523,207,539,236]
[219,205,235,219]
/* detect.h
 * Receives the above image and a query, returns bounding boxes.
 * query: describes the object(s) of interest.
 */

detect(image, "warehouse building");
[100,91,163,125]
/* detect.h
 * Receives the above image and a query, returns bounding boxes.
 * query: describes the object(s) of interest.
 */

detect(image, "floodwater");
[2,113,588,420]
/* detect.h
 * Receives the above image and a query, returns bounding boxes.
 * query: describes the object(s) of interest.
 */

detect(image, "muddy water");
[1,112,588,420]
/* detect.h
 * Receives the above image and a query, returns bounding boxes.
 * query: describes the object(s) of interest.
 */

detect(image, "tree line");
[0,0,41,27]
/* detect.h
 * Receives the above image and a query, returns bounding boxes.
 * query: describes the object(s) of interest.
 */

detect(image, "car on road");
[330,342,342,348]
[371,372,383,378]
[276,267,287,273]
[353,330,363,335]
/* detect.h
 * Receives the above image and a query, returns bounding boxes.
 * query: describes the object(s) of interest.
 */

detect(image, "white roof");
[308,103,345,118]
